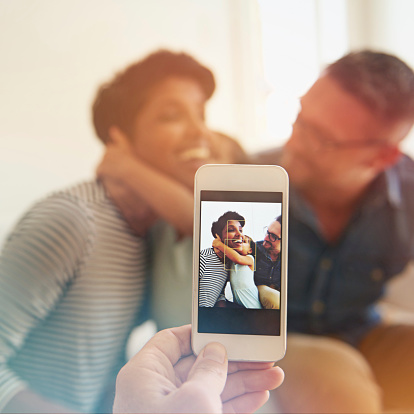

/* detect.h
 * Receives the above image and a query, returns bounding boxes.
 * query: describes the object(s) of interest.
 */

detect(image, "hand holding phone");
[192,164,289,361]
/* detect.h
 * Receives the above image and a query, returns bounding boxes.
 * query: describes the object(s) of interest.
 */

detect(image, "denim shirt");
[254,241,281,290]
[253,150,414,345]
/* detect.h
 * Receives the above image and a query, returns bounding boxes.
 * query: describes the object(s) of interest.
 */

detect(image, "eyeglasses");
[264,227,281,242]
[294,114,389,151]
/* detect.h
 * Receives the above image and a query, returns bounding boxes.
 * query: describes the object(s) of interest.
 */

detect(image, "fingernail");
[203,342,226,364]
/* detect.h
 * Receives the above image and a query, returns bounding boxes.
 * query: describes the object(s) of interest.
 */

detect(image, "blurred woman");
[0,50,245,413]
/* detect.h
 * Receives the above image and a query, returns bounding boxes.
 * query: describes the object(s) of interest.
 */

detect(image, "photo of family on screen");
[199,200,282,311]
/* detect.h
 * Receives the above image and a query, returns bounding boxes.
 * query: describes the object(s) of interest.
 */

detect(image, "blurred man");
[253,50,414,413]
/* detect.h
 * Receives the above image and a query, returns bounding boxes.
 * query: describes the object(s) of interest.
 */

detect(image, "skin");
[221,220,244,252]
[213,235,254,270]
[113,325,284,414]
[98,128,194,236]
[97,76,221,237]
[281,74,412,243]
[97,76,244,237]
[213,220,244,264]
[129,76,218,190]
[240,236,254,256]
[263,220,282,262]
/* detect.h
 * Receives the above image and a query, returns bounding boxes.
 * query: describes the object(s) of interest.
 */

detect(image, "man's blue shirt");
[254,241,281,290]
[254,151,414,345]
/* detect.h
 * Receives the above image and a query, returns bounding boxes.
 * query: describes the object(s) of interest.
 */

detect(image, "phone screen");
[198,190,283,336]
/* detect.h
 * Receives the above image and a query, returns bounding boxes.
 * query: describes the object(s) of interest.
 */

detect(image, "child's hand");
[212,234,223,249]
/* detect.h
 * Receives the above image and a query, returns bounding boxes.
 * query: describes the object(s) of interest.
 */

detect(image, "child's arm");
[212,235,254,268]
[97,127,193,236]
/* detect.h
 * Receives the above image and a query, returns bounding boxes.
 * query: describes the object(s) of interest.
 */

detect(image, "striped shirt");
[199,248,228,307]
[0,181,147,413]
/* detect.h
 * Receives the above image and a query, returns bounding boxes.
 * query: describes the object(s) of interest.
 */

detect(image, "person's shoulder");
[394,153,414,183]
[5,181,101,246]
[390,154,414,199]
[254,241,267,256]
[255,240,265,250]
[54,180,108,205]
[45,180,120,226]
[200,247,214,256]
[247,146,283,165]
[43,180,105,224]
[387,154,414,212]
[3,182,98,271]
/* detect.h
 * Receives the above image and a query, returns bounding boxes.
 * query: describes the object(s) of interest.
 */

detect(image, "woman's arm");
[97,127,193,237]
[0,196,91,413]
[212,236,254,268]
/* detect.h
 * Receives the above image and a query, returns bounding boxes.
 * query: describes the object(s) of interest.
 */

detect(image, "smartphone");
[192,164,288,361]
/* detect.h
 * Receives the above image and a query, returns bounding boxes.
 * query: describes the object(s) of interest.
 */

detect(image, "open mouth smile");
[228,238,243,247]
[178,147,211,162]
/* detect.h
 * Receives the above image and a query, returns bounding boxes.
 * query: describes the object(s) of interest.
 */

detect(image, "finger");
[187,342,228,396]
[221,366,284,402]
[228,360,275,374]
[166,344,227,414]
[108,125,132,149]
[223,391,270,414]
[132,325,193,369]
[174,354,196,385]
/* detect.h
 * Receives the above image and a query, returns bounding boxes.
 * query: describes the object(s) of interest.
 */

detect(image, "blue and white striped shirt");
[0,181,148,412]
[199,248,228,307]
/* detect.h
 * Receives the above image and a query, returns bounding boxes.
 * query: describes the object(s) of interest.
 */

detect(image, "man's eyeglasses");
[264,227,281,242]
[294,113,389,151]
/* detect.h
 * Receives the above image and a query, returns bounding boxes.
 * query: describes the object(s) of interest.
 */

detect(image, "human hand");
[97,126,138,186]
[212,234,223,249]
[113,324,284,413]
[96,126,157,236]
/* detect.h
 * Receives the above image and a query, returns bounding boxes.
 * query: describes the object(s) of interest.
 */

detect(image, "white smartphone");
[192,164,288,362]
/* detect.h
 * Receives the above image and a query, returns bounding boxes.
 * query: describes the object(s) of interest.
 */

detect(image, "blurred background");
[1,0,414,245]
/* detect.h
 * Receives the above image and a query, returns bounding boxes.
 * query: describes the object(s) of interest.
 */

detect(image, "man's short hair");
[92,50,215,143]
[211,211,245,239]
[324,50,414,122]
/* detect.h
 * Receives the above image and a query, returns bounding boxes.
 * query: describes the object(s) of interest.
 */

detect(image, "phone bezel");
[191,164,288,362]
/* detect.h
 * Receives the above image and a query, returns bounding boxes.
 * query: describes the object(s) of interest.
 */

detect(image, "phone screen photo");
[197,190,283,336]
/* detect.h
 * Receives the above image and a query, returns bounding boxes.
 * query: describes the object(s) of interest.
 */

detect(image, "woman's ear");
[108,126,131,149]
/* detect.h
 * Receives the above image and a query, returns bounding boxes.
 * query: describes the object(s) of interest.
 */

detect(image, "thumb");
[187,342,228,395]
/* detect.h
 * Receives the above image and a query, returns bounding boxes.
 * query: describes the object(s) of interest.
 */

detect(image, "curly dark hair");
[92,49,215,143]
[324,50,414,122]
[211,211,245,240]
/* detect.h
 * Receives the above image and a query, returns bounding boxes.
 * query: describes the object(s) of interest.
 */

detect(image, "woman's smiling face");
[129,76,217,189]
[221,220,244,252]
